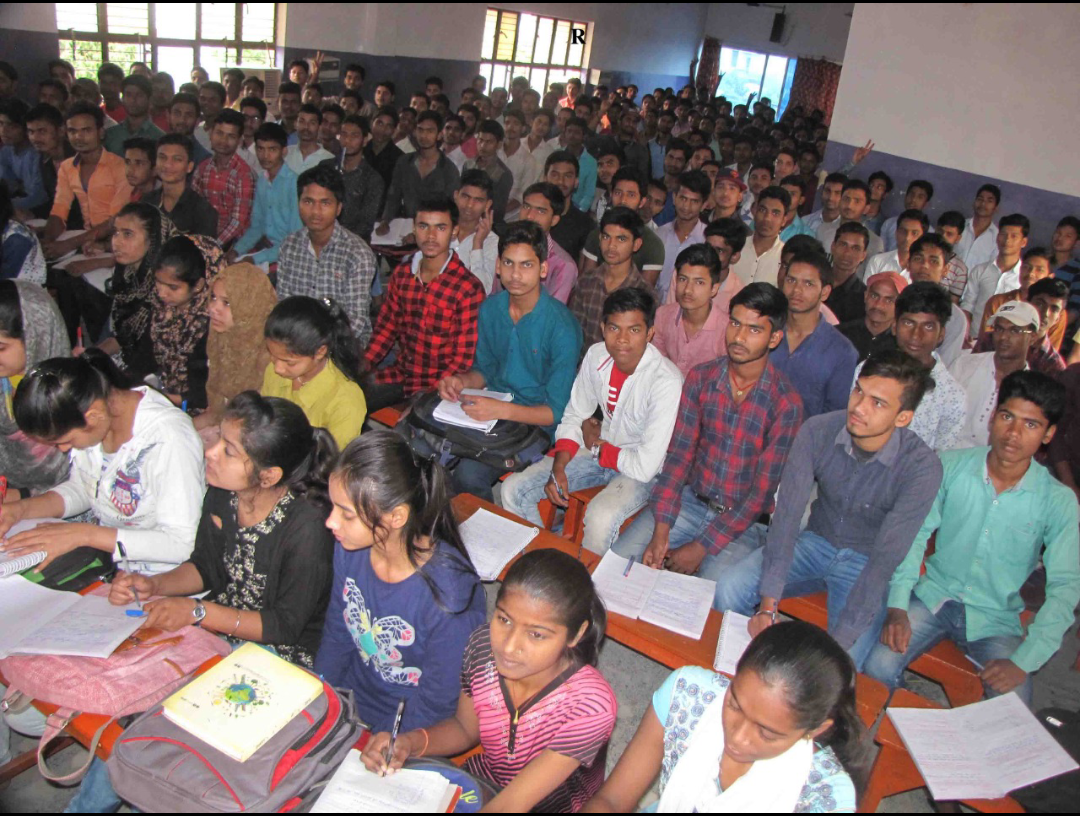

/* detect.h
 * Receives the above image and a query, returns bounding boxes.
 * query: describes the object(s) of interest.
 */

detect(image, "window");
[478,8,589,97]
[717,47,798,115]
[56,3,277,82]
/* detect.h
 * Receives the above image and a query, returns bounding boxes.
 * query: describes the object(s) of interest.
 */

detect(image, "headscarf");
[0,281,72,492]
[150,233,226,400]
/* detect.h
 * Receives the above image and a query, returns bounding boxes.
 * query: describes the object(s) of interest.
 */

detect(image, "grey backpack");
[106,680,362,812]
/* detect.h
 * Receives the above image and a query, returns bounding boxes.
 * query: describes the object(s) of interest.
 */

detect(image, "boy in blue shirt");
[228,122,301,266]
[434,220,582,500]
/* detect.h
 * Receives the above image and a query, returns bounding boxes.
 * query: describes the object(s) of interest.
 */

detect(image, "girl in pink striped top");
[363,549,617,812]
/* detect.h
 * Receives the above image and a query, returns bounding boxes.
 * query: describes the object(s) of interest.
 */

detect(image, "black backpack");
[1012,707,1080,812]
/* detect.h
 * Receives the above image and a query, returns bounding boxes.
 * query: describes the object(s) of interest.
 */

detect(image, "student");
[278,165,378,345]
[363,105,404,195]
[584,621,866,813]
[196,263,277,434]
[653,138,691,226]
[121,136,157,203]
[342,64,378,119]
[738,162,774,229]
[880,181,933,253]
[378,110,458,228]
[0,99,46,215]
[516,182,579,303]
[818,180,884,264]
[167,91,212,166]
[705,166,747,224]
[581,168,665,282]
[23,103,72,223]
[961,212,1030,339]
[545,150,595,262]
[935,210,970,303]
[440,113,468,171]
[777,174,815,241]
[976,247,1065,348]
[1051,216,1080,316]
[495,109,538,221]
[838,272,905,362]
[461,120,512,223]
[103,75,164,155]
[262,296,367,449]
[906,233,970,366]
[654,170,710,295]
[0,280,71,496]
[448,170,499,294]
[524,107,555,168]
[315,430,485,732]
[148,72,174,132]
[862,170,892,234]
[819,221,870,326]
[589,140,624,221]
[284,103,333,175]
[772,251,859,417]
[954,183,1002,270]
[862,210,927,285]
[363,198,483,412]
[504,288,683,554]
[237,95,266,171]
[142,133,218,237]
[431,221,582,500]
[612,283,803,577]
[804,171,846,237]
[275,81,302,138]
[0,183,45,284]
[322,113,383,244]
[191,108,256,249]
[230,122,301,265]
[151,234,225,413]
[647,109,675,181]
[731,185,787,286]
[867,371,1080,705]
[363,549,616,812]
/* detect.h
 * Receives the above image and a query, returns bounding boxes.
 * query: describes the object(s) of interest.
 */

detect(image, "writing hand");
[142,597,199,632]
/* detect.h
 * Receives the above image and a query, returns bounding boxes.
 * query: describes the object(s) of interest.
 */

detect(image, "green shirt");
[887,446,1080,672]
[581,223,665,274]
[104,117,166,156]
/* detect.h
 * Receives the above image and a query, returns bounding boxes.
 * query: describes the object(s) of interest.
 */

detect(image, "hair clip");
[321,296,333,309]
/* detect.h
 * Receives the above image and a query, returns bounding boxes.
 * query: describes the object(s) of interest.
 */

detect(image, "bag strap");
[36,710,117,785]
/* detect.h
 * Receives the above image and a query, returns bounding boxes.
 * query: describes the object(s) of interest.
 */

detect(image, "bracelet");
[229,609,242,637]
[415,728,430,758]
[754,608,778,624]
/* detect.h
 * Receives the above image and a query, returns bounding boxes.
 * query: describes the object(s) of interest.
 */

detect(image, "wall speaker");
[769,12,786,43]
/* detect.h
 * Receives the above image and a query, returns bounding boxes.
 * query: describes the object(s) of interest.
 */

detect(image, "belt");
[693,491,731,515]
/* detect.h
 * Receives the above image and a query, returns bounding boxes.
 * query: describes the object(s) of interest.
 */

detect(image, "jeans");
[611,486,763,606]
[712,529,887,671]
[501,454,653,554]
[863,595,1032,706]
[64,757,122,813]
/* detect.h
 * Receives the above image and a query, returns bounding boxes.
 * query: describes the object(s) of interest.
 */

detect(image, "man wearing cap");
[949,300,1038,449]
[839,272,905,362]
[706,167,748,225]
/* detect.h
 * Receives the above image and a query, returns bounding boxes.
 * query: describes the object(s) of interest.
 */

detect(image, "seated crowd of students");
[0,55,1079,812]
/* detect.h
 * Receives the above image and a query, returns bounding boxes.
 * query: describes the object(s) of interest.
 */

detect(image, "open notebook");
[458,507,539,581]
[312,752,460,813]
[592,551,715,640]
[433,389,513,433]
[712,611,753,676]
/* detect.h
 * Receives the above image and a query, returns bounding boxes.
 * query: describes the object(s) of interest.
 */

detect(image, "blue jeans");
[612,487,763,606]
[863,594,1032,706]
[501,455,654,554]
[712,529,887,671]
[64,757,122,813]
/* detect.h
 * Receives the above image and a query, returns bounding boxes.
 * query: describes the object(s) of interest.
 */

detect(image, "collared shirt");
[762,411,942,648]
[1054,258,1080,309]
[652,301,727,376]
[955,218,999,270]
[284,143,334,175]
[103,117,165,156]
[880,214,900,253]
[523,136,554,173]
[860,249,909,283]
[771,317,859,418]
[363,140,403,194]
[824,273,866,325]
[141,186,218,238]
[444,145,467,172]
[949,351,1025,450]
[654,219,707,298]
[780,213,816,242]
[569,263,650,352]
[583,223,665,277]
[651,357,803,554]
[191,153,256,246]
[364,250,484,395]
[323,156,384,244]
[473,289,583,436]
[381,151,460,222]
[463,156,514,222]
[261,360,366,449]
[888,446,1080,673]
[549,204,594,262]
[543,233,578,304]
[961,257,1023,338]
[233,163,303,264]
[277,222,378,345]
[450,228,500,295]
[51,149,131,228]
[837,320,897,362]
[803,208,834,234]
[730,234,785,286]
[0,143,46,210]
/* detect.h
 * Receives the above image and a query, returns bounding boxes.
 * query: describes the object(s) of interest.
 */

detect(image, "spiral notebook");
[0,518,63,578]
[712,612,753,676]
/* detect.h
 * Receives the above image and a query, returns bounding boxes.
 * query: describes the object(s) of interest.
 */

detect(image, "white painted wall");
[0,3,57,32]
[830,3,1080,197]
[705,3,853,62]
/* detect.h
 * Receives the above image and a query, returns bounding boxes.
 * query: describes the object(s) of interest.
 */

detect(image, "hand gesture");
[852,139,875,165]
[474,206,493,247]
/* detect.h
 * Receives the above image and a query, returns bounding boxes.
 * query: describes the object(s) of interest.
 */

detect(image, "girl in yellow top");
[261,296,367,448]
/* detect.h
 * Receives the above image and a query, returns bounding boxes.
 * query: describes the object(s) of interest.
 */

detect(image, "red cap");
[866,271,908,295]
[715,167,748,192]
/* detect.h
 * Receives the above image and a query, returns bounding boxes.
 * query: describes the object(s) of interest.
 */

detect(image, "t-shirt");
[581,224,665,275]
[314,541,486,733]
[461,625,617,813]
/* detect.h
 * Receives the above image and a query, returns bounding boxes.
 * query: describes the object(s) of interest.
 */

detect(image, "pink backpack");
[0,587,231,784]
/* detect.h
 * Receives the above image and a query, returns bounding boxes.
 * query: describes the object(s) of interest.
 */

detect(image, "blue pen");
[623,555,635,577]
[116,540,144,615]
[180,399,188,414]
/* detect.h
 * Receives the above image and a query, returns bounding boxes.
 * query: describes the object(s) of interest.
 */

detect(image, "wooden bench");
[562,485,645,550]
[369,402,406,429]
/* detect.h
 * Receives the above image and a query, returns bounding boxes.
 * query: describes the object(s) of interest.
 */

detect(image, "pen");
[180,399,188,414]
[116,540,144,613]
[623,555,635,577]
[547,472,567,500]
[385,698,406,768]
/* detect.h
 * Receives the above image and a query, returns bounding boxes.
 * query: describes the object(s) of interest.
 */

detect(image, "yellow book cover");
[162,642,323,762]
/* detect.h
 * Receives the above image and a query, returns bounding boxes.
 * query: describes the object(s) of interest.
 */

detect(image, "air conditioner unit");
[221,66,282,101]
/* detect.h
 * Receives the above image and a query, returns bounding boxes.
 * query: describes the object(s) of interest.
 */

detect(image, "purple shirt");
[544,233,579,304]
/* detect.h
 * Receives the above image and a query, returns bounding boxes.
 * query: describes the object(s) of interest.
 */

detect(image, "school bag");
[398,391,551,473]
[1012,707,1080,812]
[106,678,362,812]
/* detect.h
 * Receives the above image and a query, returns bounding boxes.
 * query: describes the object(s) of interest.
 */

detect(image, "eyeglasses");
[992,323,1035,336]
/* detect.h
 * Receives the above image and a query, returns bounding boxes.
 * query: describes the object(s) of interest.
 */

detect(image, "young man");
[976,247,1065,347]
[727,134,754,183]
[705,167,747,224]
[277,165,378,345]
[393,106,418,154]
[222,67,244,110]
[862,209,928,282]
[654,138,691,226]
[191,108,255,249]
[647,109,675,181]
[318,114,383,245]
[342,64,378,119]
[96,63,126,123]
[954,183,1001,270]
[612,283,804,579]
[589,141,624,221]
[440,114,468,171]
[23,103,72,222]
[904,233,969,368]
[880,180,933,253]
[819,179,884,262]
[462,120,512,223]
[1050,215,1080,318]
[581,168,665,281]
[284,104,333,174]
[275,81,302,138]
[730,185,787,286]
[449,169,499,294]
[103,75,164,156]
[0,99,46,215]
[228,122,302,266]
[301,83,324,108]
[838,272,905,362]
[777,175,815,241]
[121,136,157,201]
[318,102,344,159]
[804,171,846,236]
[772,250,859,417]
[363,197,484,412]
[715,350,942,668]
[518,182,578,303]
[378,110,459,228]
[497,109,538,221]
[364,105,404,193]
[241,75,264,102]
[504,287,683,554]
[961,212,1030,339]
[288,59,310,88]
[562,116,597,213]
[0,61,16,101]
[143,133,217,237]
[867,371,1079,705]
[935,210,970,304]
[433,221,582,500]
[37,78,69,112]
[523,108,554,169]
[738,161,774,227]
[195,81,227,152]
[544,150,594,262]
[976,275,1069,376]
[654,170,710,295]
[823,221,871,324]
[615,107,651,183]
[168,92,212,166]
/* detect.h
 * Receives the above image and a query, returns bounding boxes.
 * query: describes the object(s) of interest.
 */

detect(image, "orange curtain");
[696,37,721,97]
[788,58,842,123]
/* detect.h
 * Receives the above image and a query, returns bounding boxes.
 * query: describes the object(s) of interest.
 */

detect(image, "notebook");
[592,551,716,640]
[458,507,539,581]
[888,692,1079,800]
[162,642,324,762]
[712,611,753,676]
[369,218,416,247]
[433,389,514,433]
[311,751,460,813]
[0,517,75,578]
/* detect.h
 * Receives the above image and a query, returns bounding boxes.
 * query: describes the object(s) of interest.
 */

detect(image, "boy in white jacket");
[502,287,683,553]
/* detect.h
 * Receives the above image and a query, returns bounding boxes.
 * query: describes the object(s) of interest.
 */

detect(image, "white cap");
[992,300,1040,330]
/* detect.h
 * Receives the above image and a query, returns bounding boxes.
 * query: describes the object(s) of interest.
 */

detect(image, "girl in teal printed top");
[583,621,868,813]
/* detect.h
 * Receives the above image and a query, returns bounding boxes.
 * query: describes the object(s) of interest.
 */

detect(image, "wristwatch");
[192,600,207,627]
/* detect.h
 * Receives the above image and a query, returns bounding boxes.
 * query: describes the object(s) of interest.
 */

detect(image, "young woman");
[194,263,277,433]
[111,391,336,667]
[151,233,225,413]
[582,621,868,813]
[0,280,71,495]
[261,296,367,449]
[315,430,485,734]
[362,549,617,814]
[0,182,46,284]
[0,350,205,574]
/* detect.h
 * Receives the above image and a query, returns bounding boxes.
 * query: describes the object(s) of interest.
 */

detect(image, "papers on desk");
[887,692,1079,801]
[712,611,753,676]
[433,389,513,433]
[82,266,113,294]
[25,218,47,230]
[592,551,716,640]
[369,218,415,247]
[458,507,539,581]
[311,751,460,813]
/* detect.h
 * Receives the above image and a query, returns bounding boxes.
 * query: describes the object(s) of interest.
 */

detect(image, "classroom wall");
[0,3,64,103]
[705,2,853,62]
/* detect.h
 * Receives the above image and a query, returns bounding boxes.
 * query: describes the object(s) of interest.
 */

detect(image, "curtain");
[788,58,842,123]
[696,37,721,98]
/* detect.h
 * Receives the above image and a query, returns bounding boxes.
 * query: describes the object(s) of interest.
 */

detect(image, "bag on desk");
[19,546,114,592]
[106,680,362,813]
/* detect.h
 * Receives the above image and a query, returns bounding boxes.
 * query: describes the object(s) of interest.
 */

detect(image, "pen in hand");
[384,698,406,774]
[116,540,144,613]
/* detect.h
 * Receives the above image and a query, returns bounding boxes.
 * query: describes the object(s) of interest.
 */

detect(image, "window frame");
[478,7,591,94]
[717,46,798,115]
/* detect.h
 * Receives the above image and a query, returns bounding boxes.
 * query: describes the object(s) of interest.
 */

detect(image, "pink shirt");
[544,233,579,304]
[821,303,839,325]
[653,301,728,376]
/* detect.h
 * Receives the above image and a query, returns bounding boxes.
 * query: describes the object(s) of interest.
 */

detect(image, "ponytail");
[263,296,361,384]
[500,549,607,666]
